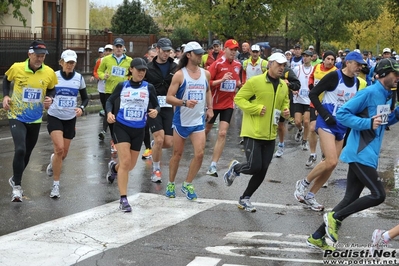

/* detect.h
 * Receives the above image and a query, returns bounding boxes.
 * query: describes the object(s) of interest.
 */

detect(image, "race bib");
[157,96,172,108]
[273,109,281,125]
[220,80,236,92]
[111,66,126,77]
[124,107,144,121]
[188,91,204,101]
[57,96,77,109]
[377,104,390,125]
[22,88,42,103]
[299,88,309,97]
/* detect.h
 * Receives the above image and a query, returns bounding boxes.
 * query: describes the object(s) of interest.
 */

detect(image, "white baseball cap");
[268,52,287,64]
[308,45,314,49]
[184,41,205,54]
[251,44,261,51]
[61,49,77,62]
[104,44,113,50]
[98,47,104,53]
[383,48,391,54]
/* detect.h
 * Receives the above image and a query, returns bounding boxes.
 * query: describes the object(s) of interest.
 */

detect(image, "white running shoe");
[50,184,60,198]
[294,180,308,203]
[11,185,23,202]
[305,154,317,167]
[304,196,324,211]
[295,126,304,142]
[275,145,284,158]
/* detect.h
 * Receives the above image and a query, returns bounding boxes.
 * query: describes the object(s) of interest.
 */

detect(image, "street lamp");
[56,0,62,63]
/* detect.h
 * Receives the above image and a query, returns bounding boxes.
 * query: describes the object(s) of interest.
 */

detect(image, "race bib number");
[57,96,77,109]
[273,109,281,125]
[299,88,309,97]
[124,107,144,121]
[220,80,236,92]
[22,88,42,103]
[111,66,126,77]
[157,96,172,108]
[377,104,390,125]
[188,91,204,101]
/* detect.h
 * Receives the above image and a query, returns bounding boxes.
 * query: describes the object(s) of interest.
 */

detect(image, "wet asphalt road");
[0,109,398,266]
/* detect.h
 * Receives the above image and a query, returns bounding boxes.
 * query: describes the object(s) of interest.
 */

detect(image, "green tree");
[146,0,315,43]
[286,0,384,55]
[0,0,33,26]
[111,0,159,35]
[170,27,194,48]
[89,2,115,31]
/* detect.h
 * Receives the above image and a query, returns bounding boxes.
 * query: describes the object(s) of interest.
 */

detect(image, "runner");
[165,41,213,200]
[45,49,88,198]
[3,40,57,202]
[105,58,159,211]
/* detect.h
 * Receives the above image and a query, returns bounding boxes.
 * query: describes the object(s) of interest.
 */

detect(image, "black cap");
[362,50,368,55]
[212,40,221,46]
[157,38,173,51]
[375,58,399,77]
[274,48,283,53]
[114,38,125,46]
[29,40,48,54]
[294,43,301,49]
[344,48,350,53]
[130,58,148,70]
[302,50,313,56]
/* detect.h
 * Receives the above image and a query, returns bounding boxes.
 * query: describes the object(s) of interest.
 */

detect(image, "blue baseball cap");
[345,51,367,65]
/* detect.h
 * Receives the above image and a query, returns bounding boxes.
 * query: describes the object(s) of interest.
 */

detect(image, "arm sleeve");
[105,82,123,114]
[79,89,89,108]
[148,84,160,113]
[286,68,300,91]
[93,59,101,79]
[309,71,339,118]
[3,75,11,96]
[46,88,56,98]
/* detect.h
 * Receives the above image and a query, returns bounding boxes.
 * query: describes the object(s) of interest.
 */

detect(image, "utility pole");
[56,0,62,63]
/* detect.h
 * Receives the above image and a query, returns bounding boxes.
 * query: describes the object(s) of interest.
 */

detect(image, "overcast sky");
[91,0,124,7]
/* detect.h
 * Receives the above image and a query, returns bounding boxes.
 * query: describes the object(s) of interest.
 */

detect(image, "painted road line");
[0,193,218,266]
[187,256,221,266]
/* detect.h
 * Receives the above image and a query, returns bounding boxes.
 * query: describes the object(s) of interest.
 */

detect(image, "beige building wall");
[0,0,88,33]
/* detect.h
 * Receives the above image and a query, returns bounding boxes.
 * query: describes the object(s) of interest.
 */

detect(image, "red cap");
[224,39,239,49]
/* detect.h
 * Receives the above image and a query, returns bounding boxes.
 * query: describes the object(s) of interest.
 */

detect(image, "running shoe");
[181,183,197,200]
[106,161,117,184]
[165,182,176,198]
[294,180,308,203]
[324,211,341,243]
[206,165,218,177]
[141,148,152,159]
[370,229,388,256]
[322,181,328,188]
[98,130,106,141]
[275,144,284,158]
[238,196,256,212]
[119,198,132,212]
[11,185,23,202]
[306,235,336,251]
[151,169,162,183]
[301,140,309,151]
[223,160,240,186]
[50,184,60,198]
[305,154,317,167]
[46,153,54,177]
[304,195,324,211]
[295,126,304,142]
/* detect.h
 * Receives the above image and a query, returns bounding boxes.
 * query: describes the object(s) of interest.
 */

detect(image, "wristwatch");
[182,100,187,107]
[80,105,85,112]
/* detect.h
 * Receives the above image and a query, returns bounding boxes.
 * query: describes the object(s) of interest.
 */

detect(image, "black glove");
[308,83,314,90]
[323,113,336,125]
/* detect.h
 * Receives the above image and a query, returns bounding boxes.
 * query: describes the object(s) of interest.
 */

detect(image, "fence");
[0,26,157,75]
